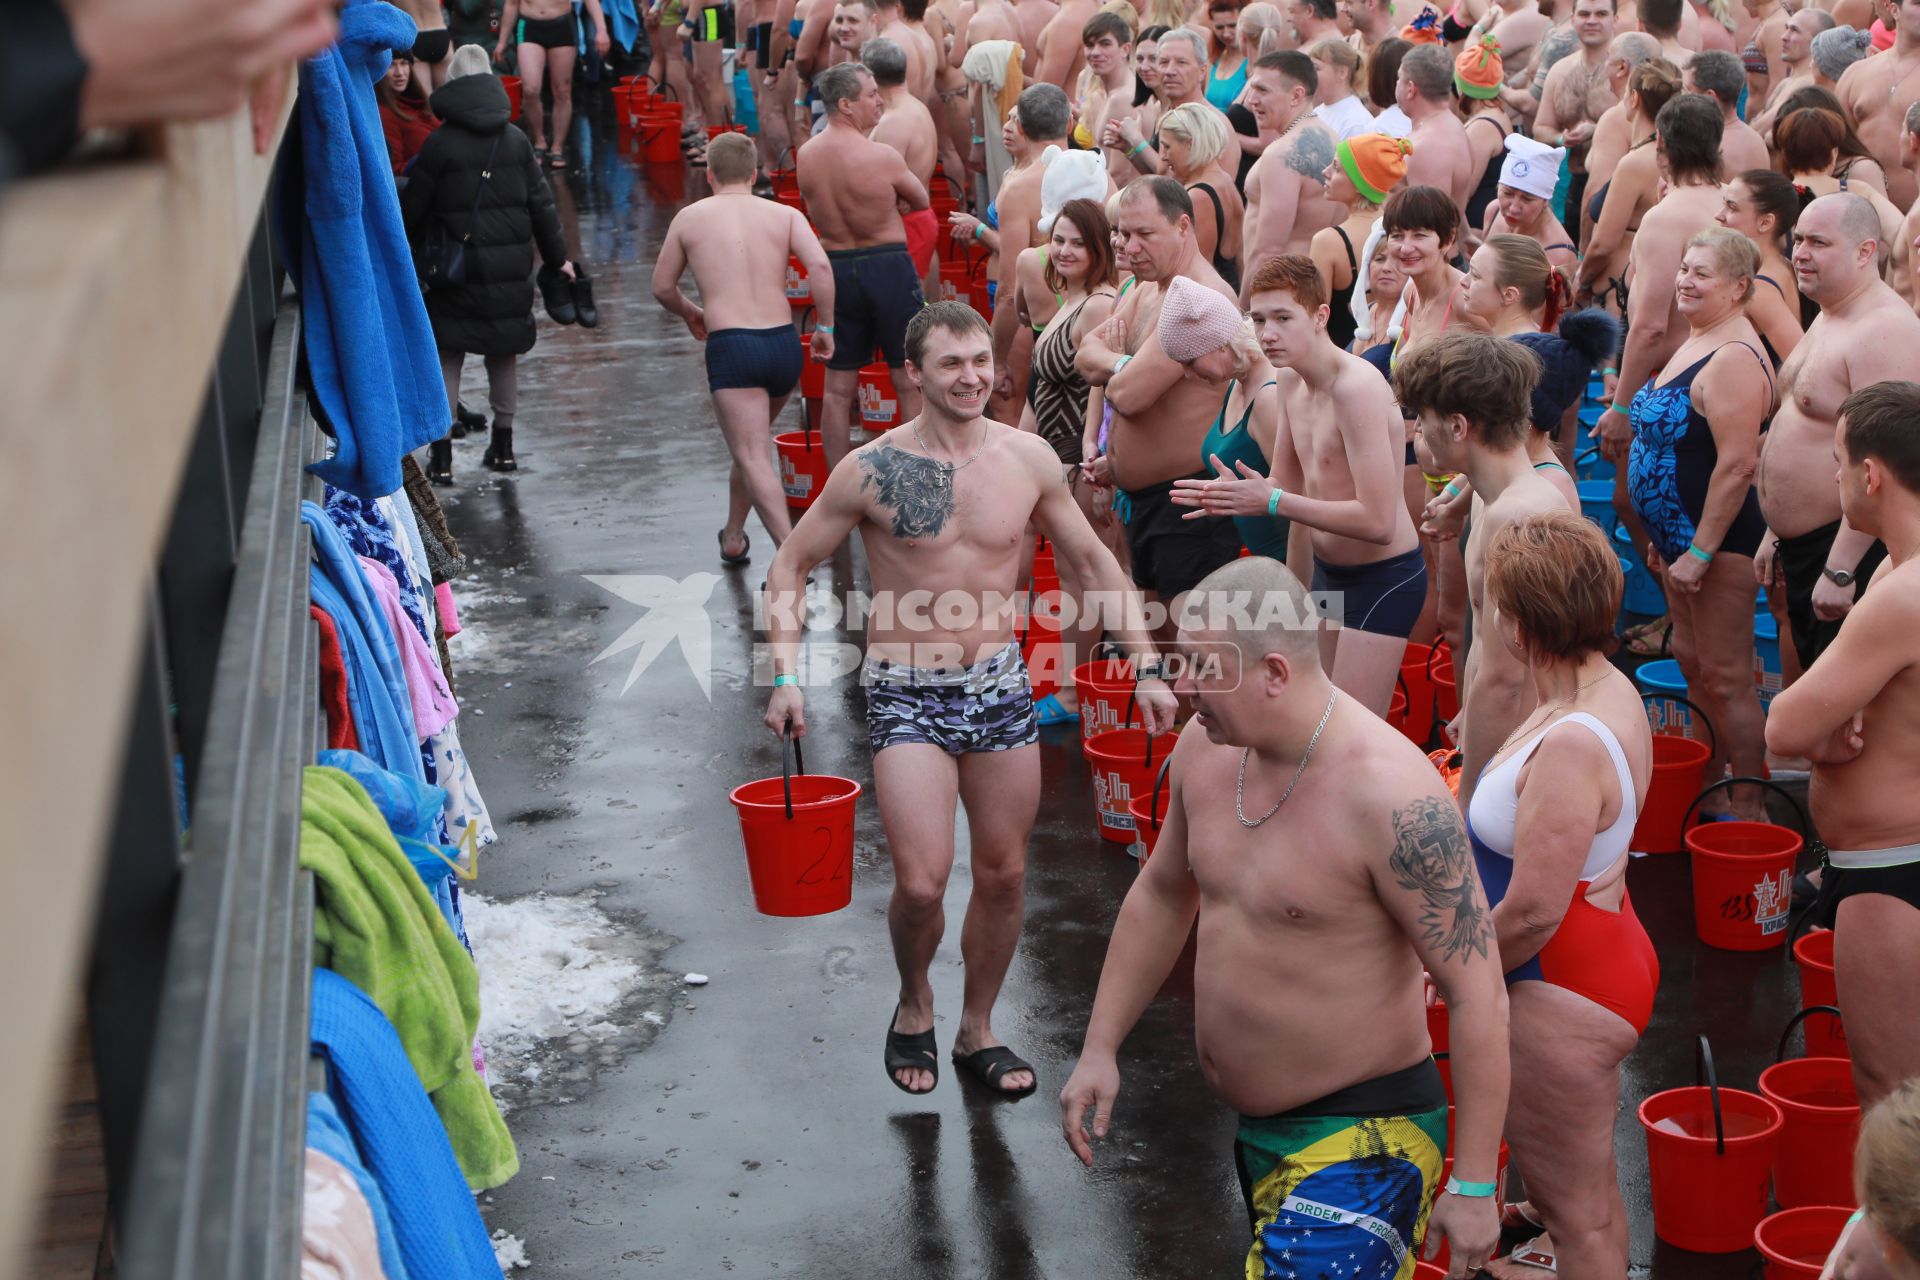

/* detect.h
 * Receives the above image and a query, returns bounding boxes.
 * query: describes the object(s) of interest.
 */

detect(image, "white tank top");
[1467,711,1639,882]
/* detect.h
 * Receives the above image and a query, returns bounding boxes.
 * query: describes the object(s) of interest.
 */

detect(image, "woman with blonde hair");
[1159,101,1244,289]
[1820,1079,1920,1278]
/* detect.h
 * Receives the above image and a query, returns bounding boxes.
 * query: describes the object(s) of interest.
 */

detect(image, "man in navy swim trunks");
[764,303,1176,1099]
[653,133,836,565]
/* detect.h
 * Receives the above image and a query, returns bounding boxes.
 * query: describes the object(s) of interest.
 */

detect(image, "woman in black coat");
[401,45,571,480]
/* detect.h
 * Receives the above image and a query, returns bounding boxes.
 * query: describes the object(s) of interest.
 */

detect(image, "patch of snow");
[491,1229,532,1270]
[455,576,525,611]
[683,972,709,986]
[464,893,647,1067]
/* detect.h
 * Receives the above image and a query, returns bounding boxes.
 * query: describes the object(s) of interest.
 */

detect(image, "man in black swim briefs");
[653,133,837,560]
[498,0,612,163]
[765,304,1175,1102]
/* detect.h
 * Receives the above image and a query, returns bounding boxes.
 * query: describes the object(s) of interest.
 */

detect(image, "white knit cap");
[1499,133,1565,202]
[1158,276,1245,364]
[1036,145,1112,234]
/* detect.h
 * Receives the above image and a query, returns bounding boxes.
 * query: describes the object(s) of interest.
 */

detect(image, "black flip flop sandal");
[718,529,750,566]
[951,1044,1037,1100]
[884,1006,939,1094]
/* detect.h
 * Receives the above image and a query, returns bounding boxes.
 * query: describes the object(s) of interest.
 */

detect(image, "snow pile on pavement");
[464,892,647,1070]
[491,1229,532,1270]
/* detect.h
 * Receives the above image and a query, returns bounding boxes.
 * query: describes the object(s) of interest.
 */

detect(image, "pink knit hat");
[1157,276,1244,364]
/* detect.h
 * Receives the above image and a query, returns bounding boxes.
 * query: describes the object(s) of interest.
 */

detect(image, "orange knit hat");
[1336,133,1413,204]
[1400,7,1442,43]
[1455,36,1503,99]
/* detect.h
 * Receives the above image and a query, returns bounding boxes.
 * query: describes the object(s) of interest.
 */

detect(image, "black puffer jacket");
[401,73,566,357]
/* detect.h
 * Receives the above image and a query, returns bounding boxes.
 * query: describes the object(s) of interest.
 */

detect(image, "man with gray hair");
[1579,29,1660,225]
[1756,193,1920,669]
[1398,43,1475,218]
[1105,27,1218,177]
[863,38,940,282]
[1751,6,1834,135]
[797,61,932,469]
[1685,49,1768,172]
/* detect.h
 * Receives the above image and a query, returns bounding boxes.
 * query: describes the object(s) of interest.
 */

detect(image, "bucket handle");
[1679,775,1815,842]
[1639,690,1720,757]
[1142,725,1156,769]
[1150,757,1172,827]
[1426,641,1450,680]
[781,724,809,821]
[1694,1035,1726,1156]
[1776,1004,1844,1063]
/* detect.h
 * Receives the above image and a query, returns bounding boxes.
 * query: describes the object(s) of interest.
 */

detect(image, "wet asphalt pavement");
[442,91,1823,1279]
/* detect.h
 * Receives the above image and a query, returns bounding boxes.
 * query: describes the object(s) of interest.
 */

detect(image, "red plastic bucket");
[1126,761,1173,861]
[1020,588,1067,701]
[1754,1205,1853,1279]
[1427,996,1450,1100]
[1686,820,1801,950]
[784,255,812,309]
[1387,686,1410,738]
[1030,541,1059,595]
[639,115,682,164]
[1792,930,1849,1058]
[1633,733,1713,853]
[777,188,809,217]
[1638,1040,1785,1252]
[1758,1056,1860,1208]
[1413,1266,1445,1280]
[727,734,862,916]
[500,74,523,119]
[770,167,800,196]
[1085,728,1176,844]
[774,430,829,510]
[1074,658,1139,748]
[1399,641,1435,744]
[857,363,901,433]
[1429,647,1459,722]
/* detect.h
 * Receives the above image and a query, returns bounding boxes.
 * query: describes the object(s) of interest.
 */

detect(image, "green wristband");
[1128,140,1148,157]
[1446,1176,1498,1198]
[773,673,799,687]
[1441,478,1464,500]
[815,324,833,333]
[1267,487,1284,517]
[1686,542,1714,563]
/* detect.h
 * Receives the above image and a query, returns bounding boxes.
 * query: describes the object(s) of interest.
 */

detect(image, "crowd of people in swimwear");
[628,0,1920,1274]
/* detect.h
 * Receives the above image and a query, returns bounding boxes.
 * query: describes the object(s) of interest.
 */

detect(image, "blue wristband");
[1686,543,1713,563]
[815,324,833,333]
[1267,486,1284,518]
[773,673,798,687]
[1445,1176,1498,1198]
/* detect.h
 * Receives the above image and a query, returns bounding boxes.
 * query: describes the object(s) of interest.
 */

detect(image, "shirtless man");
[653,134,836,561]
[1033,0,1097,92]
[988,85,1072,412]
[1836,0,1920,210]
[1058,553,1509,1280]
[1077,178,1248,611]
[1756,194,1920,668]
[1891,103,1920,307]
[498,0,612,162]
[1769,381,1920,1114]
[1345,0,1400,61]
[1581,30,1661,228]
[1105,28,1216,178]
[1173,256,1426,715]
[798,62,932,468]
[1080,12,1141,188]
[764,303,1177,1099]
[1393,331,1573,812]
[1641,0,1697,61]
[1292,0,1345,46]
[400,0,454,88]
[1399,44,1479,220]
[1013,0,1062,75]
[1596,95,1725,463]
[865,39,942,282]
[1242,52,1346,280]
[1686,48,1771,172]
[1750,7,1834,136]
[875,0,937,96]
[831,0,881,61]
[1534,0,1620,221]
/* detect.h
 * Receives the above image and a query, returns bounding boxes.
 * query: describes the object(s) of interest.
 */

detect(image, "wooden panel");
[0,90,292,1280]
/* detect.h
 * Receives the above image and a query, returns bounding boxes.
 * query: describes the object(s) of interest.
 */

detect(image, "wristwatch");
[1135,657,1166,682]
[1822,565,1857,588]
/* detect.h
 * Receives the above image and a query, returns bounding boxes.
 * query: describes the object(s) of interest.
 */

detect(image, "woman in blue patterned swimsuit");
[1627,227,1773,818]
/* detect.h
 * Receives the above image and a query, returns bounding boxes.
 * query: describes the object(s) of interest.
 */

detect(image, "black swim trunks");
[1809,844,1920,927]
[706,325,804,395]
[863,642,1039,755]
[1115,474,1243,600]
[522,10,579,48]
[753,19,774,67]
[825,243,925,371]
[1772,520,1887,668]
[1313,546,1429,639]
[693,2,736,42]
[412,27,453,62]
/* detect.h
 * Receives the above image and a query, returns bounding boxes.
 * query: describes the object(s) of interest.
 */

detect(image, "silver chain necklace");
[912,417,989,471]
[1236,687,1338,828]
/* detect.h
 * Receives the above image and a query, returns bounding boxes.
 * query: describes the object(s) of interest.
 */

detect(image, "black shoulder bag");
[422,132,504,290]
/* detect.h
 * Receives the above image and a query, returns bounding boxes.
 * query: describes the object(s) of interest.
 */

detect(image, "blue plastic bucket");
[1579,480,1618,537]
[1754,613,1782,710]
[1636,659,1711,744]
[1577,441,1617,483]
[1614,525,1666,616]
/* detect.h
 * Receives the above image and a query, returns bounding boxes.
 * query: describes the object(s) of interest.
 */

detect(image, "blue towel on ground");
[285,0,449,501]
[307,1091,412,1280]
[311,969,504,1280]
[306,501,423,781]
